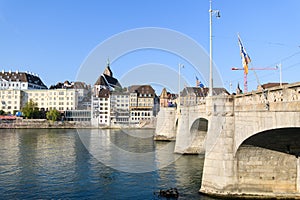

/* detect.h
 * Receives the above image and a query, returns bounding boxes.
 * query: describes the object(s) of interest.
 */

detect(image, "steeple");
[103,58,113,77]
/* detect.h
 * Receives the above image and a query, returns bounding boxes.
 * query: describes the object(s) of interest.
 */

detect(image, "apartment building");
[0,70,47,90]
[24,89,78,111]
[180,87,230,106]
[0,71,47,114]
[0,89,23,114]
[91,88,110,126]
[91,61,121,127]
[110,91,130,125]
[128,85,156,124]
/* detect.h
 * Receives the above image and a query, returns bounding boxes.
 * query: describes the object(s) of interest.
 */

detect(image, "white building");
[128,85,156,125]
[91,88,110,126]
[91,61,121,127]
[24,89,78,111]
[110,91,130,126]
[0,70,47,90]
[0,89,23,114]
[0,88,78,114]
[0,70,48,114]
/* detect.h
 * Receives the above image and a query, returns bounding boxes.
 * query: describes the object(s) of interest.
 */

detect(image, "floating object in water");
[154,187,179,198]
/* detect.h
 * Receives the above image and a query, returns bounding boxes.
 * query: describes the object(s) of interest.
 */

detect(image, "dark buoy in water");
[155,188,179,198]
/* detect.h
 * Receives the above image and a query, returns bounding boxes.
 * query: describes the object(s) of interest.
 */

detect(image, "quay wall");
[0,119,91,129]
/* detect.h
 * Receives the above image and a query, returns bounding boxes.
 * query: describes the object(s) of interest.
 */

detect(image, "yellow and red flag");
[238,34,251,74]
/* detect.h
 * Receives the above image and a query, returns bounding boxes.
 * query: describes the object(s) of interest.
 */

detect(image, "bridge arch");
[235,127,300,195]
[190,117,208,133]
[234,111,300,154]
[186,117,208,154]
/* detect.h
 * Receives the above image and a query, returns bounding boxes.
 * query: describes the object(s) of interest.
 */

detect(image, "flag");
[196,76,200,87]
[196,76,204,88]
[238,34,251,74]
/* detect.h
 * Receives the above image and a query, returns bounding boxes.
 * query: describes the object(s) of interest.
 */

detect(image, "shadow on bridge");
[242,127,300,157]
[236,127,300,195]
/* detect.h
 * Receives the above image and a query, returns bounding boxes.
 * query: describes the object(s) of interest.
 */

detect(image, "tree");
[21,99,39,119]
[46,109,60,122]
[0,110,5,115]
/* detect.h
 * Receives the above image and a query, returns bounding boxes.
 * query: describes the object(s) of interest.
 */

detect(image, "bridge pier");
[154,107,177,141]
[200,95,237,196]
[174,105,208,154]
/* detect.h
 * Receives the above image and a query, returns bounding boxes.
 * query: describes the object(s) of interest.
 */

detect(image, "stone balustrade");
[234,82,300,112]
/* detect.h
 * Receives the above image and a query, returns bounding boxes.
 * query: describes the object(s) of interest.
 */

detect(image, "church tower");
[103,58,113,77]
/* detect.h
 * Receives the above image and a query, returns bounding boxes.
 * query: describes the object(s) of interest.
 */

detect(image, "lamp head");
[216,11,221,18]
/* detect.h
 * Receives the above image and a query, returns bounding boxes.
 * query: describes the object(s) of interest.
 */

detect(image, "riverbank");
[0,118,155,129]
[0,119,91,129]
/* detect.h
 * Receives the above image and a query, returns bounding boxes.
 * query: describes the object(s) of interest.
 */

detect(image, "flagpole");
[178,63,183,114]
[208,0,220,96]
[279,62,282,87]
[209,0,213,96]
[178,63,181,109]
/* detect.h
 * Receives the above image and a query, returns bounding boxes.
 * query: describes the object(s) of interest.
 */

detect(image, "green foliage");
[0,110,5,115]
[21,99,39,119]
[46,109,60,122]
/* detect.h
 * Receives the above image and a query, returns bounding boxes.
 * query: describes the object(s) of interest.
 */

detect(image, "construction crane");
[231,67,278,93]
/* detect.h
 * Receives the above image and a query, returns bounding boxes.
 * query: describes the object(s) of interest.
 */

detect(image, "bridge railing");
[234,82,300,111]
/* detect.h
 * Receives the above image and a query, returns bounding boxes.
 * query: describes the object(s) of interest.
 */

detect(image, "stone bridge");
[155,82,300,198]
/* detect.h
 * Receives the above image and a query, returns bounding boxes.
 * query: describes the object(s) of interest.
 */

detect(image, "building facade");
[0,71,48,114]
[110,91,130,125]
[0,70,47,90]
[91,88,110,126]
[128,85,156,125]
[91,61,121,127]
[180,87,229,106]
[23,89,78,111]
[0,89,23,114]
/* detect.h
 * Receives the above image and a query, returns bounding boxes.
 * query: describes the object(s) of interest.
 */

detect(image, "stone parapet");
[234,81,300,112]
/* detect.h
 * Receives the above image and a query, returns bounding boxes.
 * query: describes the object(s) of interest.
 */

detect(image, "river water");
[0,129,219,200]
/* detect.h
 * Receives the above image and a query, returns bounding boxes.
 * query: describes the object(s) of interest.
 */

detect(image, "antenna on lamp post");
[209,0,220,96]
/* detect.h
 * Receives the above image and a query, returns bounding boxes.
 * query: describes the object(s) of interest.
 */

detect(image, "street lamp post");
[209,0,220,96]
[178,63,184,114]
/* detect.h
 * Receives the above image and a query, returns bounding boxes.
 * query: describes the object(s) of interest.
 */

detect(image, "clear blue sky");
[1,0,300,93]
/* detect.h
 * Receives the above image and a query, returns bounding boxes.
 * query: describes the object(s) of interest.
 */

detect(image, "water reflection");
[0,129,218,199]
[77,129,181,173]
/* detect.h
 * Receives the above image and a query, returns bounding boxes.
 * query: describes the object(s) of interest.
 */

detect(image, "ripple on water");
[0,129,220,200]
